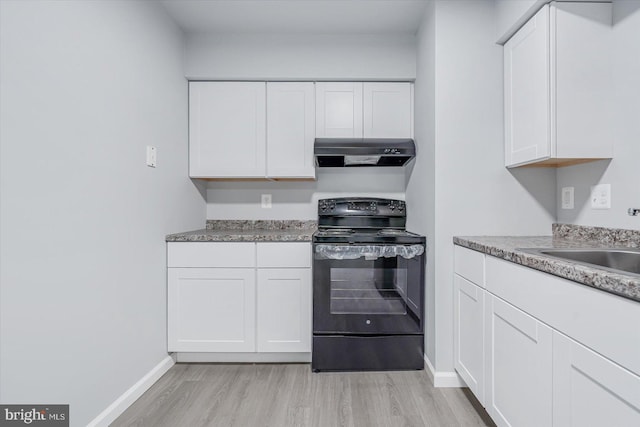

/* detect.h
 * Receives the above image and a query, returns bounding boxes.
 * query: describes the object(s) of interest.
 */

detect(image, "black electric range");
[311,197,426,372]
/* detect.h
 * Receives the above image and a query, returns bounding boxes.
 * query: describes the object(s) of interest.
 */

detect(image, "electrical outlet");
[146,146,157,168]
[261,194,272,209]
[561,187,574,209]
[590,184,611,209]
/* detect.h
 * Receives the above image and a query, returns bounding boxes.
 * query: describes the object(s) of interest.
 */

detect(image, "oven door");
[313,243,424,335]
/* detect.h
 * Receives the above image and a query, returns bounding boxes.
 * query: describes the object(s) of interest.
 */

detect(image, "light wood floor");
[111,363,495,427]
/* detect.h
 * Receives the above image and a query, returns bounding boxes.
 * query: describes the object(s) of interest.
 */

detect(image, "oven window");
[329,259,408,315]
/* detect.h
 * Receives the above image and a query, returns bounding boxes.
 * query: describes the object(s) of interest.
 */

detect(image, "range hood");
[314,138,416,167]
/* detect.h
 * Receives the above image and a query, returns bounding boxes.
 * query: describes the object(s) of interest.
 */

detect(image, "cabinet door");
[266,83,315,178]
[315,82,363,138]
[363,82,412,138]
[485,295,552,427]
[553,332,640,427]
[504,5,550,167]
[257,268,311,353]
[454,275,485,405]
[168,268,256,352]
[189,82,266,177]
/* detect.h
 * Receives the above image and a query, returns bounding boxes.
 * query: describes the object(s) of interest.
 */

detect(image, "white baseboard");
[176,352,311,363]
[424,354,466,388]
[87,354,176,427]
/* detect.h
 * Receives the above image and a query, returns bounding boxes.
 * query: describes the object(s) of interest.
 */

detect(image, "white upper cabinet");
[504,3,613,168]
[363,82,412,138]
[189,81,315,179]
[315,82,363,138]
[266,82,315,178]
[189,82,266,178]
[504,5,550,167]
[316,82,412,138]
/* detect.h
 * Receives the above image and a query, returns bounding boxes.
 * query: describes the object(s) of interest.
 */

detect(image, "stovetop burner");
[313,197,425,245]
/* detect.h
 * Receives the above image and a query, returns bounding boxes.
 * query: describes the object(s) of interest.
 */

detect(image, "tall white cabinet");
[504,3,613,168]
[315,82,413,138]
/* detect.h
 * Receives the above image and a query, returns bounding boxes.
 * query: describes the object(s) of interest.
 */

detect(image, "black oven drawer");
[312,335,424,372]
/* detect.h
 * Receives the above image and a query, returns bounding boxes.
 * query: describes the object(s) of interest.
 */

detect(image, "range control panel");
[318,198,405,217]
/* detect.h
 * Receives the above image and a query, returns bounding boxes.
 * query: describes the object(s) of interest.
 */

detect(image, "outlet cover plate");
[590,184,611,209]
[561,187,574,209]
[261,194,272,209]
[146,146,157,168]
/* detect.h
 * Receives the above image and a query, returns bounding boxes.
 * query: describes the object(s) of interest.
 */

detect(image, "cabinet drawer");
[257,242,311,268]
[454,245,485,287]
[168,242,255,268]
[486,255,640,376]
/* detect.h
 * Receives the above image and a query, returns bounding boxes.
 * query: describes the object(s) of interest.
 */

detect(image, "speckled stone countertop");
[166,220,317,242]
[454,224,640,303]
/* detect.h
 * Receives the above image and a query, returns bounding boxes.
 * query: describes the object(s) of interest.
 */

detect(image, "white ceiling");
[161,0,429,35]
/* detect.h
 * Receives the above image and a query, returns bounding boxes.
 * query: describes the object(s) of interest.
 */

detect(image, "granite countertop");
[166,220,316,242]
[454,224,640,303]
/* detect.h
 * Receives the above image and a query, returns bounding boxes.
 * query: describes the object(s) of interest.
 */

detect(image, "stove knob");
[389,205,395,211]
[398,204,404,212]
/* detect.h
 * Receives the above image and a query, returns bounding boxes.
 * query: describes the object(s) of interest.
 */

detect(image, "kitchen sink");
[520,248,640,276]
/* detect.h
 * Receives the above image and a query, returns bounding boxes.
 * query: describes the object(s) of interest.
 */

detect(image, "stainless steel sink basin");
[520,248,640,276]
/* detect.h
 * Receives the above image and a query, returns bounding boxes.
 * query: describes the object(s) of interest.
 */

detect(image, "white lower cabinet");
[453,244,640,427]
[257,268,311,352]
[485,295,552,427]
[167,242,311,358]
[553,332,640,427]
[167,268,256,352]
[454,274,485,405]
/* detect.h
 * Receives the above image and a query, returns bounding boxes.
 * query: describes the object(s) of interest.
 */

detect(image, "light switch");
[561,187,574,209]
[146,146,157,168]
[590,184,611,209]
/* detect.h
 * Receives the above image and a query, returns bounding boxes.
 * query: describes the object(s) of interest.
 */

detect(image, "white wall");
[185,33,417,80]
[192,32,417,218]
[207,169,406,219]
[412,0,556,374]
[0,1,205,425]
[406,0,437,366]
[556,0,640,230]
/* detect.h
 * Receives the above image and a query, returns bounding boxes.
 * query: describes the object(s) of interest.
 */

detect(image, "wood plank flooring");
[111,363,495,427]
